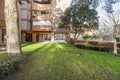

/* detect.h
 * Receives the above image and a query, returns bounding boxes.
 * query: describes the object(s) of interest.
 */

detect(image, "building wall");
[0,0,5,45]
[30,0,69,42]
[0,0,69,43]
[0,0,5,21]
[0,0,5,27]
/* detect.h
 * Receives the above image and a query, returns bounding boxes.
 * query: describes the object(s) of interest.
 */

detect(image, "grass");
[0,53,7,62]
[3,42,120,80]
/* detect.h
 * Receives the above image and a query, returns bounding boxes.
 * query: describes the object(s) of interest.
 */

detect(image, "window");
[44,34,51,40]
[55,24,59,28]
[28,21,31,30]
[21,21,31,30]
[21,21,27,29]
[55,34,64,40]
[28,11,31,19]
[21,1,27,8]
[21,10,27,19]
[28,3,31,9]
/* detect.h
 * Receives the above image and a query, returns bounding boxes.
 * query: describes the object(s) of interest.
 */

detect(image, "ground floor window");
[44,34,51,40]
[55,34,64,40]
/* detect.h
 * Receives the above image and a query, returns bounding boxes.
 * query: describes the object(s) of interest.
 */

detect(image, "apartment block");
[0,0,69,44]
[21,0,69,42]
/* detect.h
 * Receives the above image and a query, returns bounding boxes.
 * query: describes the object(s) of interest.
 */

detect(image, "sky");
[97,2,120,34]
[96,1,120,18]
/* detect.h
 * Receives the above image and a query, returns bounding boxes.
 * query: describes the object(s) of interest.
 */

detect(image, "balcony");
[32,4,51,10]
[34,0,51,4]
[32,26,51,31]
[32,14,51,20]
[53,28,69,33]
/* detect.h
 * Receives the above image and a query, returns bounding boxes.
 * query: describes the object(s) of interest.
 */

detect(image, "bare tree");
[99,11,120,41]
[99,11,120,53]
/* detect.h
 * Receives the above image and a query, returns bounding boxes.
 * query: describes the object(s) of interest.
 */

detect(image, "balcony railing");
[32,4,51,10]
[32,14,51,20]
[34,0,51,4]
[32,26,51,31]
[53,28,69,33]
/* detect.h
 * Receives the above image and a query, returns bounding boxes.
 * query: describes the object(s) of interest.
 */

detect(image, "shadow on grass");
[23,42,51,56]
[8,42,120,80]
[21,42,35,47]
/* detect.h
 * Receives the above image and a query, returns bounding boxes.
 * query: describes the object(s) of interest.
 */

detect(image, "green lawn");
[6,42,120,80]
[0,53,7,62]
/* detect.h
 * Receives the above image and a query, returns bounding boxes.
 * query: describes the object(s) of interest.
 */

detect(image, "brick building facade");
[0,0,6,44]
[21,0,69,42]
[0,0,69,44]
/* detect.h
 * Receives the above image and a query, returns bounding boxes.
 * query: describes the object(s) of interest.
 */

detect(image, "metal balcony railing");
[34,0,51,4]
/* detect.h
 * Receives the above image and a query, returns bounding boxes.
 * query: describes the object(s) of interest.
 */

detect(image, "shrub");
[0,55,26,79]
[116,37,120,42]
[75,44,112,53]
[117,43,120,48]
[82,35,91,39]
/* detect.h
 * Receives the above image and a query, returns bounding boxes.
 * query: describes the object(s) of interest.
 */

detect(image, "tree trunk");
[114,25,117,53]
[4,0,21,56]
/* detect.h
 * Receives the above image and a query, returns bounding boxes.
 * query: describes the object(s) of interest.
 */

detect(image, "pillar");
[21,33,26,42]
[32,33,37,42]
[38,34,43,42]
[114,41,117,54]
[51,32,55,42]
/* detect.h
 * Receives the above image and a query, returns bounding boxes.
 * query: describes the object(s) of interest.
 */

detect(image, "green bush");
[75,44,112,52]
[116,37,120,42]
[82,35,91,39]
[117,43,120,48]
[0,55,26,79]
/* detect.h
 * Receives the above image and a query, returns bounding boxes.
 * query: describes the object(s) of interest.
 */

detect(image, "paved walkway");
[0,48,6,53]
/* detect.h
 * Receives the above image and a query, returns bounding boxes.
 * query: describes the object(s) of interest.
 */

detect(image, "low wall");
[75,40,117,53]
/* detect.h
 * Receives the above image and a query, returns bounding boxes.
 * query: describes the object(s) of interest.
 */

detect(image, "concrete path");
[0,48,6,54]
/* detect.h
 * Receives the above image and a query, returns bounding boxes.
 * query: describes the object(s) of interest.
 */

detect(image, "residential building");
[0,0,69,45]
[20,0,69,42]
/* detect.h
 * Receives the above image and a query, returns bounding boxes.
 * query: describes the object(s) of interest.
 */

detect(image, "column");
[21,33,26,42]
[32,33,37,42]
[114,41,117,54]
[51,32,55,42]
[39,34,43,42]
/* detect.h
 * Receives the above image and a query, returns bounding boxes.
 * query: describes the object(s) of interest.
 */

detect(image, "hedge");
[0,55,26,80]
[75,43,112,52]
[117,43,120,48]
[117,43,120,54]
